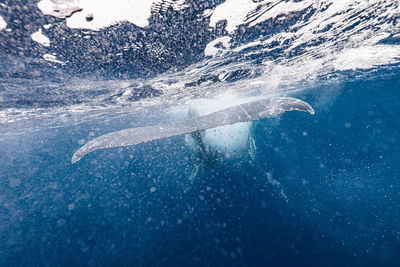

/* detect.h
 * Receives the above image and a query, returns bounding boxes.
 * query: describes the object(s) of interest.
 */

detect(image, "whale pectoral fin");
[72,97,314,163]
[281,98,315,115]
[253,97,314,118]
[71,122,197,163]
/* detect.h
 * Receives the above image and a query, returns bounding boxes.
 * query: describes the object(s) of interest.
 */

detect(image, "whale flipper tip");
[71,153,80,164]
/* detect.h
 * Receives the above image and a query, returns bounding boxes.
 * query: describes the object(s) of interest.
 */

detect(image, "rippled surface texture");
[0,0,400,266]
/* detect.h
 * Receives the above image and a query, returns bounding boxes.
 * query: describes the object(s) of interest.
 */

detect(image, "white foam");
[37,0,188,30]
[333,45,400,71]
[0,15,6,31]
[209,0,256,34]
[65,0,155,30]
[203,0,400,83]
[209,0,312,34]
[247,1,312,28]
[31,29,51,47]
[204,36,231,56]
[202,8,213,18]
[37,0,83,19]
[43,54,65,65]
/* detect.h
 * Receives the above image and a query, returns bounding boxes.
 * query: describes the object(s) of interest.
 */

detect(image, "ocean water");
[1,0,400,266]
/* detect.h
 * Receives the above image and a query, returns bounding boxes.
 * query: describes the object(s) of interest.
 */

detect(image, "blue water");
[0,69,399,265]
[1,0,400,266]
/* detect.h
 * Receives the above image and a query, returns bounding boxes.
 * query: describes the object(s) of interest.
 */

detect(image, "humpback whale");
[71,97,314,163]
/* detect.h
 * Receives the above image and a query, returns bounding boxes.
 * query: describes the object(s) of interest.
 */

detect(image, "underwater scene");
[0,0,400,265]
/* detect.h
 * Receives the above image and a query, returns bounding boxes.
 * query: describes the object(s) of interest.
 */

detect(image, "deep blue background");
[1,69,399,266]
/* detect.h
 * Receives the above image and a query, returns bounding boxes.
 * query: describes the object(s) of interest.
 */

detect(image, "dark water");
[1,70,399,266]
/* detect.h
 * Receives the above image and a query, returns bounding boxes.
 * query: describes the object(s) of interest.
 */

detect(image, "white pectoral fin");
[71,97,314,163]
[71,122,196,163]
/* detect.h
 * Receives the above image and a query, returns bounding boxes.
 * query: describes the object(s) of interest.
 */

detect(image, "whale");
[71,97,314,163]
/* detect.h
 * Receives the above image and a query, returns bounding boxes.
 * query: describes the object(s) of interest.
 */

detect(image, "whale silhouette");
[71,97,314,163]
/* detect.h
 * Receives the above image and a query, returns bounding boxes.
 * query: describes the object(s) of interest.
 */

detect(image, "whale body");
[71,97,314,163]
